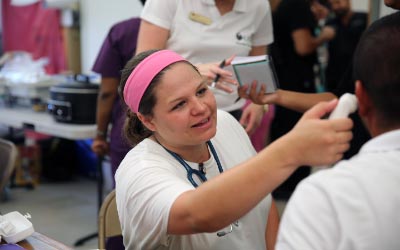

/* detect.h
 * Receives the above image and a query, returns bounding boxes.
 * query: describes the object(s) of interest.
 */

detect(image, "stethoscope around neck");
[161,140,224,188]
[157,139,238,237]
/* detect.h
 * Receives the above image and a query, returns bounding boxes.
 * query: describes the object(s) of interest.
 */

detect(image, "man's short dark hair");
[353,12,400,126]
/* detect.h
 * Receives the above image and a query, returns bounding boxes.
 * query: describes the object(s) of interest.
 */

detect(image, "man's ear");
[137,112,156,132]
[355,80,372,117]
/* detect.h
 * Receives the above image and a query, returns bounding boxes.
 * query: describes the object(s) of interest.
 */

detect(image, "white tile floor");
[1,177,100,249]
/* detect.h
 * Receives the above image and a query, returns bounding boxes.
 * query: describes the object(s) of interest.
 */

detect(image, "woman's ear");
[355,80,372,117]
[137,112,156,132]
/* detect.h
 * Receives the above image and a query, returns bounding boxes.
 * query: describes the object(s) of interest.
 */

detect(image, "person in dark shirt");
[91,18,140,179]
[271,0,333,94]
[239,1,400,183]
[269,0,334,199]
[324,0,367,91]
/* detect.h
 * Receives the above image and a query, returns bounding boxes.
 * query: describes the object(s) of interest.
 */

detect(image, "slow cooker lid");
[54,81,99,90]
[50,74,99,92]
[50,86,98,94]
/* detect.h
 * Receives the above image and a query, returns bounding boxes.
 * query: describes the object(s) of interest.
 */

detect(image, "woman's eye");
[172,101,185,110]
[197,87,207,96]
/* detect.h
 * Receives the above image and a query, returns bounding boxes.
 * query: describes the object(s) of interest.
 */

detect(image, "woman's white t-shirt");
[116,110,272,250]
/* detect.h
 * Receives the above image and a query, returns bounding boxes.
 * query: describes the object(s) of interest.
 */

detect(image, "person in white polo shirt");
[136,0,274,144]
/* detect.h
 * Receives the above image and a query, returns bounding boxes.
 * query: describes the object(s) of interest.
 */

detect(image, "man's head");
[353,13,400,135]
[310,0,330,20]
[384,0,400,10]
[328,0,351,18]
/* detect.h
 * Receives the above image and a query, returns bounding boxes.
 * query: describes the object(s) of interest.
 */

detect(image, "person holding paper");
[239,0,400,166]
[136,0,273,140]
[268,0,334,199]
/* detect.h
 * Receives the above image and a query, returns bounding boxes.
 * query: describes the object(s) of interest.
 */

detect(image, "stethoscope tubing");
[161,141,224,187]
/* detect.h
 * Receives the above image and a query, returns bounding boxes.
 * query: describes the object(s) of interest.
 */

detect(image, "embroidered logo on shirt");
[236,31,252,47]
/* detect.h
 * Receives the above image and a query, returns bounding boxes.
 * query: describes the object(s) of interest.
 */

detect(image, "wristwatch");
[96,130,107,138]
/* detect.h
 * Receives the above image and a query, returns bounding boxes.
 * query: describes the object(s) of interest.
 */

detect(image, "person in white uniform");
[136,0,273,136]
[275,12,400,250]
[115,49,352,250]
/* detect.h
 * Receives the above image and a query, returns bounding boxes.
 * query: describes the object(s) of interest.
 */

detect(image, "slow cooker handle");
[74,74,91,84]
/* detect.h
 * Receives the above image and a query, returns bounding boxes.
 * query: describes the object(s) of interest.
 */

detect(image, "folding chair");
[98,189,122,249]
[0,138,18,200]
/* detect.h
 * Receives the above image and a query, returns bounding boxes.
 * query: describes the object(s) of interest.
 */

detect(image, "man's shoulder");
[299,158,363,190]
[299,150,389,195]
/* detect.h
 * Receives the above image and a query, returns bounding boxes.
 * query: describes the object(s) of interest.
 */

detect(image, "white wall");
[80,0,143,73]
[351,0,398,18]
[380,1,398,17]
[352,0,369,12]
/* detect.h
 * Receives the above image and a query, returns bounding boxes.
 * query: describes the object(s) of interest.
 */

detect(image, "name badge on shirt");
[189,11,212,25]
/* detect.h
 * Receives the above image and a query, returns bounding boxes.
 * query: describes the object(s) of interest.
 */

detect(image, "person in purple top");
[91,0,146,187]
[91,2,145,249]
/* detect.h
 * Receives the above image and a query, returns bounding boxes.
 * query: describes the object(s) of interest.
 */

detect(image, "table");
[0,107,101,205]
[0,107,102,247]
[1,232,72,250]
[0,107,96,140]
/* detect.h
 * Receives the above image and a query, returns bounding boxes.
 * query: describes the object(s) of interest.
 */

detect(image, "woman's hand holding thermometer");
[328,93,358,119]
[312,93,358,172]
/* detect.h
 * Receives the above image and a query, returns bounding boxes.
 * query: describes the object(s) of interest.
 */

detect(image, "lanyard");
[161,141,224,187]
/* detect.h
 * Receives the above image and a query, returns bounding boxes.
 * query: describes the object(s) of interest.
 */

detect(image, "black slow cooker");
[48,75,99,124]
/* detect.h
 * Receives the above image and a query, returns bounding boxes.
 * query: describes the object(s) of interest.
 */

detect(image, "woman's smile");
[191,117,211,128]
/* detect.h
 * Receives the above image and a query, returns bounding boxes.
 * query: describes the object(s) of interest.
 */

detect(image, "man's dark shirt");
[269,0,318,199]
[325,12,367,91]
[270,0,318,93]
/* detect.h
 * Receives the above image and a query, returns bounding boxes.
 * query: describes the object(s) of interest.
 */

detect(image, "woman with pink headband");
[115,49,353,250]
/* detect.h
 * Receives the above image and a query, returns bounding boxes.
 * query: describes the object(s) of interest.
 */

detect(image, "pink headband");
[123,50,186,113]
